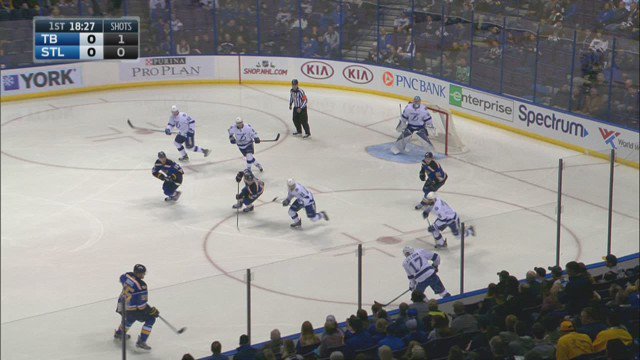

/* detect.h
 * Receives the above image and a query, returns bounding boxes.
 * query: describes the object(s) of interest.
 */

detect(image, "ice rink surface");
[1,85,638,359]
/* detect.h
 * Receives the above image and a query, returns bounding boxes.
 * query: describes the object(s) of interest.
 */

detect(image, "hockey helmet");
[424,152,434,160]
[402,246,415,256]
[171,105,179,114]
[243,170,255,182]
[287,178,296,190]
[291,79,299,85]
[426,192,437,202]
[133,264,147,274]
[158,151,167,159]
[412,96,422,108]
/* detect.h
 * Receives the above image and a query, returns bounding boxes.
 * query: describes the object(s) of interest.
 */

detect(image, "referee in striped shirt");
[289,79,311,138]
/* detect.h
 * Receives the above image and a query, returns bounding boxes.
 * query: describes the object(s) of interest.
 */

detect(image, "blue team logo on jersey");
[2,75,19,91]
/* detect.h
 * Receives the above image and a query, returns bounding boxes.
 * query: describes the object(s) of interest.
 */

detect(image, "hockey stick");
[127,119,166,133]
[374,289,411,307]
[158,315,187,334]
[258,133,281,143]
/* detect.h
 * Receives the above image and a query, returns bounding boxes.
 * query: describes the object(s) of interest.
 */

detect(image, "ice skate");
[114,330,130,340]
[203,149,211,157]
[434,239,448,249]
[136,336,151,350]
[232,202,243,209]
[256,164,263,172]
[303,134,311,139]
[178,155,189,162]
[465,225,476,237]
[290,219,302,228]
[242,205,254,213]
[320,211,329,221]
[414,202,424,210]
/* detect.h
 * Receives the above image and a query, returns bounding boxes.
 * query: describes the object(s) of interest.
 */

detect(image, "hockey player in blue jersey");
[233,169,265,212]
[415,152,448,210]
[114,264,160,350]
[152,151,184,202]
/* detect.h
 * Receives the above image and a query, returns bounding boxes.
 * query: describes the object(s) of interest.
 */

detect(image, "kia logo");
[301,61,334,80]
[342,65,374,84]
[382,71,394,87]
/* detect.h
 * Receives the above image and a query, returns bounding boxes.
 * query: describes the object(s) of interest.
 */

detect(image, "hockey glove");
[254,138,261,144]
[419,173,426,181]
[229,137,236,144]
[235,171,244,183]
[157,173,166,181]
[427,225,435,232]
[235,193,243,200]
[282,199,291,207]
[165,128,172,135]
[409,280,417,290]
[146,306,160,318]
[422,211,430,220]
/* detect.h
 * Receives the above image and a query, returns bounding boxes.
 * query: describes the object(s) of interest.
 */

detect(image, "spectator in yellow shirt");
[556,320,593,360]
[592,313,632,352]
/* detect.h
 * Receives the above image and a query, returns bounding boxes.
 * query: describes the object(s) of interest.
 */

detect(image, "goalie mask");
[412,96,421,109]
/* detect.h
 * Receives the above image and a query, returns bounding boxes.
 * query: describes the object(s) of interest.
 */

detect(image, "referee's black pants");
[292,107,310,135]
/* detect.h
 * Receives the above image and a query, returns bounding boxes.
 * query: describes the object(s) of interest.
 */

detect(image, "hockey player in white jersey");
[422,192,473,248]
[391,96,436,155]
[281,179,329,228]
[228,117,264,172]
[402,246,450,298]
[165,105,211,162]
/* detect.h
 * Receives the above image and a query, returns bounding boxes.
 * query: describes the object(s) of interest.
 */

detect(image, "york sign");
[301,61,334,80]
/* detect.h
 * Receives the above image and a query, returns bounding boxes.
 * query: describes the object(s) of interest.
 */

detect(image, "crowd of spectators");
[178,254,638,360]
[0,0,638,126]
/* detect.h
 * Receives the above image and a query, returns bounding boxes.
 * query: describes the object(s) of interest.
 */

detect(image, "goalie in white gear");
[422,192,474,248]
[281,179,329,228]
[228,117,263,172]
[165,105,211,162]
[391,96,436,155]
[402,246,450,298]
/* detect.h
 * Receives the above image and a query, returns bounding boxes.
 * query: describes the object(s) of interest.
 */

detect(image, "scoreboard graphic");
[33,17,140,62]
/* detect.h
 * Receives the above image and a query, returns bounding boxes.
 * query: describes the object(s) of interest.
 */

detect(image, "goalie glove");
[282,198,291,207]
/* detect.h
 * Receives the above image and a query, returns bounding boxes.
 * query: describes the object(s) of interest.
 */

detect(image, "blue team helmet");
[158,151,166,159]
[133,264,146,274]
[424,152,434,160]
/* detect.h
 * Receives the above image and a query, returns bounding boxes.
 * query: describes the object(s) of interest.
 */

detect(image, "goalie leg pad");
[415,128,435,152]
[392,130,413,154]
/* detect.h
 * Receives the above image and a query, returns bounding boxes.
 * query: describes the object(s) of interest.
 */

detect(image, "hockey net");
[423,104,467,156]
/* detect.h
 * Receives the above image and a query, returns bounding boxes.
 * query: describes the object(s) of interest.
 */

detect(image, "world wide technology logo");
[599,128,621,149]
